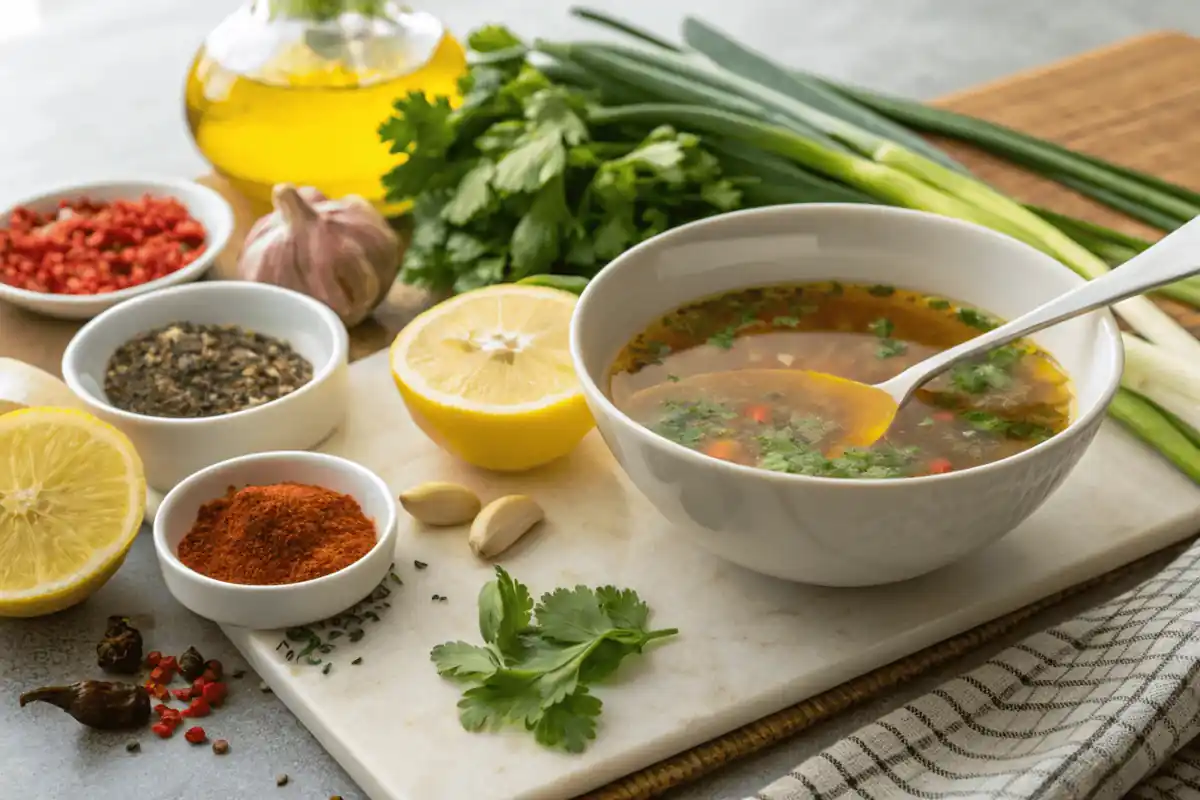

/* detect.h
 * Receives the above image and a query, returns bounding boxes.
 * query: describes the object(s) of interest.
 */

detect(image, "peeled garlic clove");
[400,482,482,526]
[469,495,544,560]
[237,184,404,327]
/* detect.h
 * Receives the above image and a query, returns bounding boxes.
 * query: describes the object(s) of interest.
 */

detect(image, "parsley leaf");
[431,568,677,753]
[533,689,602,753]
[467,24,524,52]
[957,307,997,331]
[877,339,908,359]
[707,325,738,349]
[477,566,532,661]
[867,317,894,338]
[431,641,501,681]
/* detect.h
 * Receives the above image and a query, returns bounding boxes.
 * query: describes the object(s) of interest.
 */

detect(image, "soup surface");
[608,282,1072,479]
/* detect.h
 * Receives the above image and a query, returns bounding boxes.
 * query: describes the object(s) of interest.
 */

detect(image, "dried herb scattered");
[431,567,677,753]
[351,657,363,666]
[20,681,151,730]
[277,574,394,670]
[104,322,312,418]
[96,615,143,674]
[413,560,428,570]
[178,646,206,682]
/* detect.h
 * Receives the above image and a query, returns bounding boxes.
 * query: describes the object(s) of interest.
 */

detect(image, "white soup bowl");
[569,204,1123,587]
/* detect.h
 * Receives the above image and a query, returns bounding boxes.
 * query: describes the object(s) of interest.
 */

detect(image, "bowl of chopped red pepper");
[0,179,234,320]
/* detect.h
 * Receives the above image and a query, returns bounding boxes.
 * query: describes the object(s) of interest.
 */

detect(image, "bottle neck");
[254,0,390,21]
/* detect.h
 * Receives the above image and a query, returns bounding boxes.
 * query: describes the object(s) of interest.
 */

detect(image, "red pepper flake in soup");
[0,195,206,295]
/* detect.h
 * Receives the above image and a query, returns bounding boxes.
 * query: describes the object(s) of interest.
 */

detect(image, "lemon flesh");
[390,285,595,471]
[0,408,146,617]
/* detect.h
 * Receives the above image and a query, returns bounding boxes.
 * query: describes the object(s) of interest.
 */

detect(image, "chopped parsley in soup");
[608,282,1073,479]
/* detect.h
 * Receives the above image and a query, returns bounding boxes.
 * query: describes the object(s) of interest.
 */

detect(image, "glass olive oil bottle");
[184,0,466,213]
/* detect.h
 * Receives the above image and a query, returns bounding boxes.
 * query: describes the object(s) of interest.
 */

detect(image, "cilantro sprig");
[379,26,744,293]
[431,567,678,753]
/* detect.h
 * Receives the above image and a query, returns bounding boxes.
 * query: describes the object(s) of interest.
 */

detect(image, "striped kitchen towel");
[753,541,1200,800]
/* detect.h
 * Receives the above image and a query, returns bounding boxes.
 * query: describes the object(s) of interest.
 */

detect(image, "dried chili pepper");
[19,681,150,730]
[178,646,206,682]
[96,616,143,674]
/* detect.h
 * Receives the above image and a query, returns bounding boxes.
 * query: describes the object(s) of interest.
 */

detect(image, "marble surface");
[228,349,1200,800]
[6,1,1200,799]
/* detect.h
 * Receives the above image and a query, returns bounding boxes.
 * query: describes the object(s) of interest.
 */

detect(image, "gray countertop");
[3,1,1200,798]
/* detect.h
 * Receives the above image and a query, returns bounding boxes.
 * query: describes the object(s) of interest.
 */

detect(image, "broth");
[608,282,1073,479]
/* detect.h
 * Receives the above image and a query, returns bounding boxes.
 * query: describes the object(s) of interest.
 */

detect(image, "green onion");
[679,17,967,173]
[820,82,1200,229]
[1108,388,1200,484]
[569,6,683,51]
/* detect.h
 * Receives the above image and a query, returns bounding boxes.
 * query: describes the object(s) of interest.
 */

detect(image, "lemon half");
[389,285,595,471]
[0,408,146,617]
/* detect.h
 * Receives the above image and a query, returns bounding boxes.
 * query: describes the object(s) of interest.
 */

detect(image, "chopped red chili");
[184,726,207,744]
[151,722,174,739]
[201,682,227,707]
[0,195,207,295]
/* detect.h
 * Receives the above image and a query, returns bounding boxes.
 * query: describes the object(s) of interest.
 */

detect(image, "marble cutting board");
[223,347,1200,800]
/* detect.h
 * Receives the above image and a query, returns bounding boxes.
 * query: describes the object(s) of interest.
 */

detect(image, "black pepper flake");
[390,572,403,585]
[413,560,428,570]
[322,663,332,676]
[104,322,313,418]
[347,629,365,643]
[351,657,363,666]
[125,739,140,753]
[285,651,295,662]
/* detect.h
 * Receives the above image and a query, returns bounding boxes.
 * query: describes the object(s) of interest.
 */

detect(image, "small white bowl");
[62,281,350,493]
[0,178,234,320]
[571,204,1123,587]
[154,451,398,630]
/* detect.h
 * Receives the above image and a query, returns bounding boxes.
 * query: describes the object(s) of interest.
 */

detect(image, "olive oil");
[184,6,466,213]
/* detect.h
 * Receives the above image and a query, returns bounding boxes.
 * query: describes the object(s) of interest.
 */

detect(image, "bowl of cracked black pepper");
[62,281,349,493]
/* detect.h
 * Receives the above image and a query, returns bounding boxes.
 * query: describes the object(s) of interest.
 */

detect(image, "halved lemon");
[0,408,146,617]
[389,284,595,471]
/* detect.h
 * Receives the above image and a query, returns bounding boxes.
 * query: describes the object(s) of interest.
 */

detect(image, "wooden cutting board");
[212,31,1200,800]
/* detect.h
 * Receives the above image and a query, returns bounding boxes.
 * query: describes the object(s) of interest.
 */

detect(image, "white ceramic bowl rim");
[62,281,349,427]
[0,177,234,305]
[154,451,397,594]
[569,203,1124,489]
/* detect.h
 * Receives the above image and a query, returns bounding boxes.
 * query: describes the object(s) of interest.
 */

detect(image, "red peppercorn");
[184,726,207,745]
[148,667,167,683]
[204,659,224,681]
[172,688,193,702]
[153,703,169,715]
[191,677,209,697]
[151,723,174,739]
[201,682,228,707]
[158,655,179,675]
[145,651,163,668]
[184,697,211,718]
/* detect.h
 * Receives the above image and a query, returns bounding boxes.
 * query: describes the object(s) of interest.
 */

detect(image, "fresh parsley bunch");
[378,25,743,293]
[430,566,678,753]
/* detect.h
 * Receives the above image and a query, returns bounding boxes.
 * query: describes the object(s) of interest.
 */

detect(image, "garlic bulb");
[238,184,402,326]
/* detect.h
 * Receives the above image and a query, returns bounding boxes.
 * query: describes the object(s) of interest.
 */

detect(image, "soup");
[608,282,1072,479]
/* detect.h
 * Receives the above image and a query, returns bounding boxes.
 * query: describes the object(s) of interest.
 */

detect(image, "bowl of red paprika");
[0,178,234,320]
[153,450,398,630]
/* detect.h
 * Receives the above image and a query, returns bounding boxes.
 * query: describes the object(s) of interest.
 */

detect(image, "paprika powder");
[177,483,377,585]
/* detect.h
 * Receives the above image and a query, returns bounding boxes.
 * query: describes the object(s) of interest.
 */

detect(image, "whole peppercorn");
[212,739,230,755]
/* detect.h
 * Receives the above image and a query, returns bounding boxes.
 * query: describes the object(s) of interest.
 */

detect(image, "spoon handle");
[883,214,1200,404]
